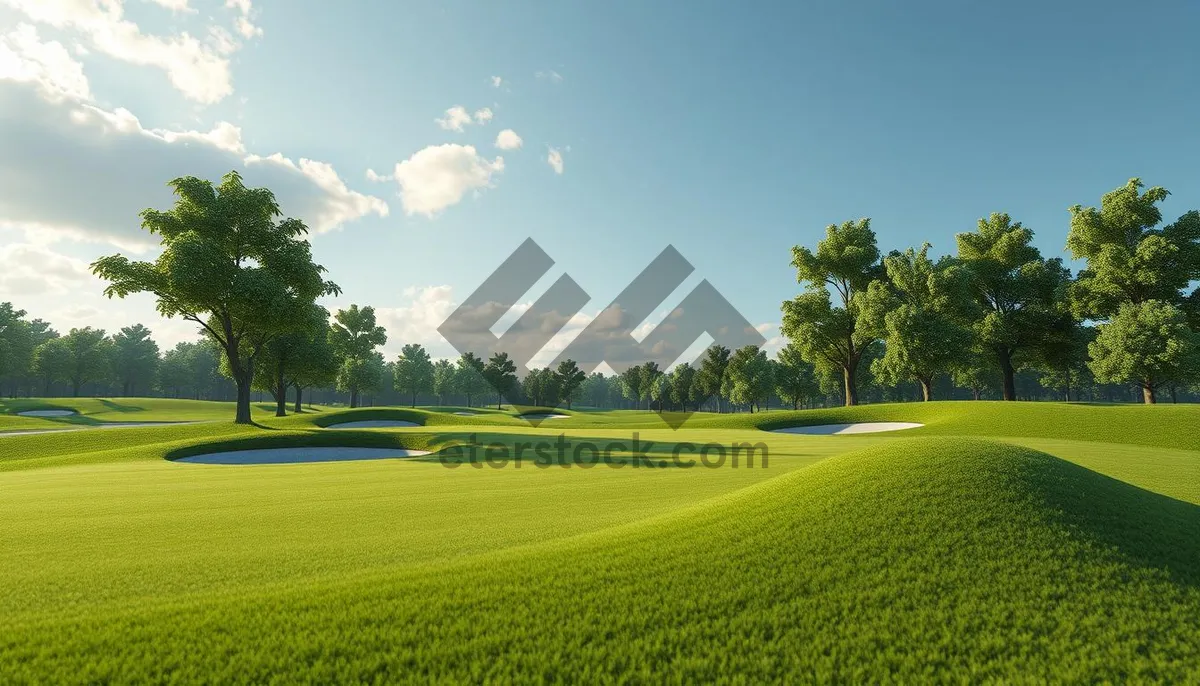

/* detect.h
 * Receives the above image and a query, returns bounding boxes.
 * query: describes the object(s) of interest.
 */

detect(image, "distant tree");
[581,372,612,408]
[331,305,388,408]
[34,327,111,397]
[952,353,1000,401]
[288,324,338,412]
[455,352,489,407]
[0,303,33,393]
[249,304,330,416]
[553,359,587,409]
[638,362,663,411]
[339,351,387,407]
[618,366,645,409]
[110,324,160,397]
[522,367,550,407]
[1032,322,1094,402]
[432,359,457,405]
[91,171,339,423]
[1089,301,1200,404]
[724,345,773,412]
[956,213,1072,401]
[695,345,732,412]
[774,343,818,409]
[483,352,518,409]
[648,368,670,412]
[160,341,223,400]
[864,245,973,401]
[781,219,885,406]
[394,343,434,407]
[667,363,696,412]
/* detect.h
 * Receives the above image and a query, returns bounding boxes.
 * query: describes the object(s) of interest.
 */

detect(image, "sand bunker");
[17,409,77,417]
[326,420,421,429]
[452,412,477,416]
[771,422,923,435]
[519,413,569,420]
[175,446,431,465]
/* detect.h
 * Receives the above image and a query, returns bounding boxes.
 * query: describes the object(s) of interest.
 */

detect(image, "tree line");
[4,172,1194,421]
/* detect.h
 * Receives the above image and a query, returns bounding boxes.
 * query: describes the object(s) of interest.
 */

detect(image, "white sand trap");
[452,412,477,416]
[326,420,420,429]
[17,409,77,417]
[175,446,431,465]
[772,422,924,435]
[520,413,569,420]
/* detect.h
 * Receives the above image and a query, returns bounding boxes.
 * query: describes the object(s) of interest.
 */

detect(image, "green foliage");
[553,359,586,408]
[1067,179,1199,319]
[338,351,386,402]
[33,327,111,396]
[90,171,339,423]
[159,341,223,400]
[110,324,160,397]
[724,345,774,411]
[521,367,559,407]
[781,218,885,406]
[1089,300,1200,403]
[331,304,387,407]
[454,352,489,407]
[483,352,518,408]
[694,344,731,411]
[667,363,696,411]
[866,245,973,400]
[774,343,818,409]
[394,343,434,407]
[956,213,1072,400]
[431,359,456,404]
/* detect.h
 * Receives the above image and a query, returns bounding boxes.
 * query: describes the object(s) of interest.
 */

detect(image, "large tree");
[1088,301,1200,404]
[864,245,973,401]
[394,343,434,407]
[110,324,160,397]
[250,304,330,416]
[91,171,339,423]
[455,352,489,407]
[774,343,818,410]
[483,352,518,409]
[781,218,885,406]
[330,304,387,408]
[956,213,1072,401]
[553,359,586,409]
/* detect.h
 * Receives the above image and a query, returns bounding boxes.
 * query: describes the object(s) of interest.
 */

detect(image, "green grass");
[0,399,1198,682]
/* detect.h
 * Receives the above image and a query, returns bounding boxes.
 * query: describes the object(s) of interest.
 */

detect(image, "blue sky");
[1,0,1198,364]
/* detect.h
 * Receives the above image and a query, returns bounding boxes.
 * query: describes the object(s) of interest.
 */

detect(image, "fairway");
[0,399,1198,682]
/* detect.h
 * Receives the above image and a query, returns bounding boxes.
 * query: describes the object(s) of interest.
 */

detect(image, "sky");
[1,0,1198,369]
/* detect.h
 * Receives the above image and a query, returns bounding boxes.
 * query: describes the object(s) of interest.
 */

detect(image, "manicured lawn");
[0,400,1197,681]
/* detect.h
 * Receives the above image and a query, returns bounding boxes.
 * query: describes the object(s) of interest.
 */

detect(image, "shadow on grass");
[98,399,146,413]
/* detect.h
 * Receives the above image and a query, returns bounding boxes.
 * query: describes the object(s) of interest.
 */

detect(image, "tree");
[774,343,818,409]
[638,362,663,411]
[581,372,612,409]
[432,359,457,405]
[455,352,489,407]
[864,245,973,401]
[330,305,387,408]
[1089,301,1200,404]
[338,351,386,407]
[35,327,111,397]
[393,343,434,407]
[724,345,773,412]
[952,353,999,401]
[249,304,330,416]
[667,363,696,412]
[522,367,551,407]
[110,324,160,397]
[288,323,338,413]
[553,359,586,409]
[483,352,518,409]
[956,213,1072,401]
[695,345,731,412]
[91,171,339,423]
[0,303,34,394]
[1032,322,1094,402]
[160,341,223,400]
[618,366,645,409]
[781,219,885,406]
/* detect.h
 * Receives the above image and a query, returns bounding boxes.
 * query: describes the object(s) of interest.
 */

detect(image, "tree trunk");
[350,388,359,409]
[1143,384,1156,404]
[843,365,858,407]
[411,391,416,408]
[998,351,1016,401]
[919,378,932,402]
[1170,385,1178,404]
[465,393,471,408]
[234,373,253,424]
[294,385,303,413]
[972,388,981,401]
[72,379,81,397]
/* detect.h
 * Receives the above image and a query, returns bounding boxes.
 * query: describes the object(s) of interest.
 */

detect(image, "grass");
[0,398,1198,681]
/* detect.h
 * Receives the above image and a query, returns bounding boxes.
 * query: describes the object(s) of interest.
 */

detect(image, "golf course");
[1,398,1198,682]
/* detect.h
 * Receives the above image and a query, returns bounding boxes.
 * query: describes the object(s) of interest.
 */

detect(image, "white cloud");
[547,146,564,174]
[374,144,504,218]
[0,242,97,296]
[0,24,91,101]
[494,129,522,150]
[1,0,249,104]
[473,107,493,125]
[225,0,262,38]
[490,75,502,88]
[0,78,389,248]
[435,105,472,132]
[147,0,194,12]
[374,285,460,358]
[535,69,563,83]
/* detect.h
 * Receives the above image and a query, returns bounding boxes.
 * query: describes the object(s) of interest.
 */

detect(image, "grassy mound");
[3,438,1197,682]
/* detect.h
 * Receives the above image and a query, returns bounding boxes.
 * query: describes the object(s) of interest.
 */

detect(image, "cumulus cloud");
[147,0,194,12]
[374,285,461,358]
[494,128,522,150]
[0,0,252,104]
[547,146,564,174]
[0,78,389,248]
[473,107,493,125]
[0,242,97,296]
[225,0,262,38]
[372,144,504,218]
[435,105,472,132]
[490,75,502,88]
[0,24,91,101]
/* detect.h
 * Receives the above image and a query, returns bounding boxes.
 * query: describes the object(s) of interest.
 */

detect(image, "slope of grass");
[2,438,1197,682]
